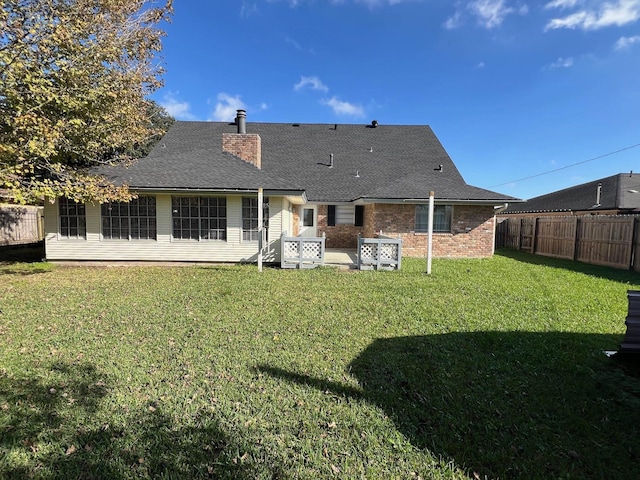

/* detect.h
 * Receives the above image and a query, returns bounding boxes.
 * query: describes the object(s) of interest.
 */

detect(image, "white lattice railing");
[281,232,326,269]
[357,234,402,270]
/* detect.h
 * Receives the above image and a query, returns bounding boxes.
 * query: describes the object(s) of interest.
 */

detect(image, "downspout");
[494,203,509,214]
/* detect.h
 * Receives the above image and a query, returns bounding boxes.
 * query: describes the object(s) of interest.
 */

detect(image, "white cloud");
[159,93,196,121]
[241,2,258,17]
[294,76,329,93]
[445,0,527,29]
[547,56,574,68]
[209,93,247,122]
[285,36,303,51]
[615,34,640,48]
[545,0,640,31]
[444,9,463,29]
[321,96,365,117]
[477,61,486,68]
[468,0,525,29]
[544,0,581,9]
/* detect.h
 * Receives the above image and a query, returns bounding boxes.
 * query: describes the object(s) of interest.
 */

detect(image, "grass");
[1,249,640,479]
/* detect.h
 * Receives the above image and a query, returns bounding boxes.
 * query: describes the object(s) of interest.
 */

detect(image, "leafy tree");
[126,98,175,159]
[0,0,173,204]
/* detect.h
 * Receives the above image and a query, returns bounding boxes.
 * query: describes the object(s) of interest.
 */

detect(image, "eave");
[356,197,522,206]
[126,187,307,204]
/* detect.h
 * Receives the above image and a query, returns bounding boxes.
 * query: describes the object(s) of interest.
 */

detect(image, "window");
[336,205,355,225]
[242,197,269,242]
[59,198,86,239]
[415,205,452,233]
[172,196,227,241]
[101,196,156,240]
[303,208,314,227]
[327,205,364,227]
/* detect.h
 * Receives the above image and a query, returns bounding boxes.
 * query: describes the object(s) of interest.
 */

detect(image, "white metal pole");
[427,190,434,274]
[258,188,263,272]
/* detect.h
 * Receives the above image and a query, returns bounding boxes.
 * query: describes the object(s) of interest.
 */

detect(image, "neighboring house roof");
[100,119,520,204]
[503,173,640,214]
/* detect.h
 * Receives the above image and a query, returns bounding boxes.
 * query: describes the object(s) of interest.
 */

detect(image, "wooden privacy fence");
[0,205,44,246]
[497,215,640,271]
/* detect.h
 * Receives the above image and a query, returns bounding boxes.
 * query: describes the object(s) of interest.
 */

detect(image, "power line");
[488,143,640,189]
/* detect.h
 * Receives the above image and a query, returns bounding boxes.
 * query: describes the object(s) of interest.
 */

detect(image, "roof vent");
[329,153,334,168]
[434,165,443,172]
[371,120,378,128]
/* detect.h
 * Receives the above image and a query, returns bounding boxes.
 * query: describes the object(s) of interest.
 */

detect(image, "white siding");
[44,194,287,263]
[263,197,290,262]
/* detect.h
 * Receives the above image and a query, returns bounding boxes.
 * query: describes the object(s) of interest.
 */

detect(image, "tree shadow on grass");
[0,362,260,479]
[496,248,640,284]
[0,241,45,262]
[0,241,48,276]
[259,331,640,480]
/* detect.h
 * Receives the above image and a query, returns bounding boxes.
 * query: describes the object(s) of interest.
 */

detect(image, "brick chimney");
[222,110,261,169]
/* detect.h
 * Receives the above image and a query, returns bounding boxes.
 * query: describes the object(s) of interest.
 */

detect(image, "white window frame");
[171,196,227,241]
[242,197,269,242]
[59,197,86,239]
[101,196,157,240]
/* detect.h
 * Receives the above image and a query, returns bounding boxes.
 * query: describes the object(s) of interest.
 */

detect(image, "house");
[43,111,520,264]
[500,173,640,217]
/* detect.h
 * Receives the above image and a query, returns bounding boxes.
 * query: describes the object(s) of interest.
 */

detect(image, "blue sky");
[152,0,640,200]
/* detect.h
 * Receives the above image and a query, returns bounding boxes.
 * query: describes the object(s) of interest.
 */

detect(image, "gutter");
[355,198,521,206]
[127,187,306,199]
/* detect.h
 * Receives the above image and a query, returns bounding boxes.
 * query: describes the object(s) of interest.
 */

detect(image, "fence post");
[569,216,577,261]
[573,216,580,262]
[633,217,639,272]
[517,218,523,250]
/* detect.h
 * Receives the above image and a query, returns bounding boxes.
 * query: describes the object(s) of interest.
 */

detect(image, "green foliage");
[125,100,175,159]
[0,0,173,204]
[1,254,639,479]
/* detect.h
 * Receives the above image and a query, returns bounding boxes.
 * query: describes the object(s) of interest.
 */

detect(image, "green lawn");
[1,250,640,479]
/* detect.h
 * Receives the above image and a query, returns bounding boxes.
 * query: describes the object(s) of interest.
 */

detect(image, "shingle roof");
[100,120,519,203]
[503,173,640,214]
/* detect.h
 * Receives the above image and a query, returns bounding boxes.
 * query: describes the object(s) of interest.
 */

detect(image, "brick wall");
[363,204,376,238]
[222,133,262,169]
[369,203,496,258]
[312,203,496,257]
[292,209,300,237]
[317,205,365,249]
